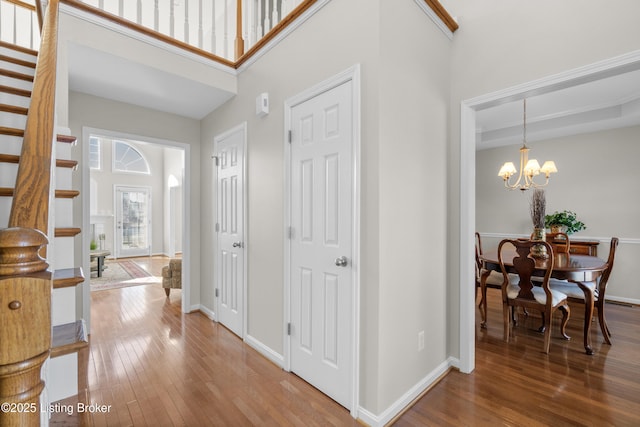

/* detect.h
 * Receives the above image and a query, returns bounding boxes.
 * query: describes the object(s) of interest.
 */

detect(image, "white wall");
[448,0,640,357]
[200,0,453,416]
[477,125,640,302]
[376,0,451,411]
[201,0,384,412]
[164,147,184,256]
[89,137,165,256]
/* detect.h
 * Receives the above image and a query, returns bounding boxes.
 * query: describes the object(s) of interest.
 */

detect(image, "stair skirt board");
[48,353,80,403]
[0,42,85,412]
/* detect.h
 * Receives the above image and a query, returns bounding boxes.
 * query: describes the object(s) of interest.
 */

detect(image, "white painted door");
[289,80,354,408]
[215,124,246,338]
[115,186,151,258]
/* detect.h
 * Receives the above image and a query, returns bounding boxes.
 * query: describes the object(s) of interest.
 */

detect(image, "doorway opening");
[459,50,640,374]
[82,127,191,330]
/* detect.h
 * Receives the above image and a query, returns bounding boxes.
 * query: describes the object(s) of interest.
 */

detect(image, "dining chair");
[498,239,571,353]
[548,237,619,344]
[545,231,571,253]
[475,232,507,327]
[529,231,570,333]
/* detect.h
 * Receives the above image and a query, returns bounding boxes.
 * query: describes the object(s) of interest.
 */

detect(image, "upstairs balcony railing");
[68,0,309,63]
[0,0,41,50]
[2,1,457,66]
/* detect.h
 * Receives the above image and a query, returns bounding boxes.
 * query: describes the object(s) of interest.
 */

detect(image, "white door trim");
[283,64,361,417]
[82,126,192,318]
[459,49,640,374]
[213,122,248,338]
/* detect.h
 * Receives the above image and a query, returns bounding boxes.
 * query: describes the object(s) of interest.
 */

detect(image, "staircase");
[0,27,88,426]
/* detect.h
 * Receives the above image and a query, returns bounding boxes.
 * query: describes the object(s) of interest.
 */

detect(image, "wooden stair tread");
[55,189,80,198]
[53,267,85,289]
[0,126,24,137]
[0,103,28,115]
[54,227,81,237]
[0,54,37,69]
[0,188,79,198]
[56,159,78,169]
[0,84,30,97]
[0,154,77,169]
[57,134,77,144]
[51,320,88,358]
[0,40,38,57]
[0,68,34,82]
[0,128,75,144]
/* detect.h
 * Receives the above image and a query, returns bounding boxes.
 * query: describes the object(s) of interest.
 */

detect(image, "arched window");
[113,141,150,174]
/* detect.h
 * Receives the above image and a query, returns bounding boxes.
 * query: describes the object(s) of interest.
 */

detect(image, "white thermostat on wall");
[256,92,269,117]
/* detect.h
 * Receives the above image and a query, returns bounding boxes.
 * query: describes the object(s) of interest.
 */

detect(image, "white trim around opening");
[459,49,640,374]
[81,126,192,319]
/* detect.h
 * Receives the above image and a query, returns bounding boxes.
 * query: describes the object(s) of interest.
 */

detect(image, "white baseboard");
[606,295,640,306]
[192,304,216,321]
[357,357,458,427]
[244,334,284,368]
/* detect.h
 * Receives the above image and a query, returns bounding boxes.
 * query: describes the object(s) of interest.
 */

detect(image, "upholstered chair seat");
[162,258,182,296]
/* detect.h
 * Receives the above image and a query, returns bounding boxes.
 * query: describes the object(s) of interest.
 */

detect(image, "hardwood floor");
[53,257,360,426]
[394,291,640,426]
[53,267,640,426]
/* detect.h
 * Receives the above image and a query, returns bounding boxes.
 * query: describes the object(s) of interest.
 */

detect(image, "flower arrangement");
[544,210,586,235]
[529,189,546,230]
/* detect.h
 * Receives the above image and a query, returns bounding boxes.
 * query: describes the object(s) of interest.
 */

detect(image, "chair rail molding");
[478,232,640,246]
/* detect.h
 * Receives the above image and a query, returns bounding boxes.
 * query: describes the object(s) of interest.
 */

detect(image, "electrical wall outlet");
[418,331,425,351]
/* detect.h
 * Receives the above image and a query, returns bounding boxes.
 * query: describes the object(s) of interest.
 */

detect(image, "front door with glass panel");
[115,186,151,258]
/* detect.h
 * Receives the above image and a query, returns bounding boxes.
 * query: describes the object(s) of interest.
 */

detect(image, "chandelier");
[498,99,557,191]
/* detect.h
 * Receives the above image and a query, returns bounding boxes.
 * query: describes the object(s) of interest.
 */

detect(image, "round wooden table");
[479,248,608,355]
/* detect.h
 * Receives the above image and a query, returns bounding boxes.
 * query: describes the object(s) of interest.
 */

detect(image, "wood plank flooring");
[52,256,360,426]
[53,259,640,426]
[394,291,640,426]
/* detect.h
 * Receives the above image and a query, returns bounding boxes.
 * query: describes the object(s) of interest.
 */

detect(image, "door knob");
[335,256,348,267]
[232,242,243,248]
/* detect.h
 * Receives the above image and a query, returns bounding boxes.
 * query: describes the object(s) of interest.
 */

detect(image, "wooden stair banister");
[0,0,61,425]
[8,0,59,234]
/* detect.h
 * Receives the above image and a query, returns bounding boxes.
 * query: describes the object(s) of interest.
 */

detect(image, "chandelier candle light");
[498,99,558,191]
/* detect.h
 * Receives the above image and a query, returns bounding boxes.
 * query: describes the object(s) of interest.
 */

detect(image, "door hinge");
[212,155,219,166]
[287,323,291,336]
[288,130,292,143]
[215,223,220,232]
[287,226,294,239]
[215,288,219,297]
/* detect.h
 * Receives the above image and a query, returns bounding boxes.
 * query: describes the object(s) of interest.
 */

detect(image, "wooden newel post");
[235,0,244,59]
[0,227,51,427]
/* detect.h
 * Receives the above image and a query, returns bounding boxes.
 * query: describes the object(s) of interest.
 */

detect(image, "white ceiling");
[475,69,640,150]
[68,44,235,120]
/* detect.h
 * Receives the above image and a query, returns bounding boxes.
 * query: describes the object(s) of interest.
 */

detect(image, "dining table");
[479,247,608,355]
